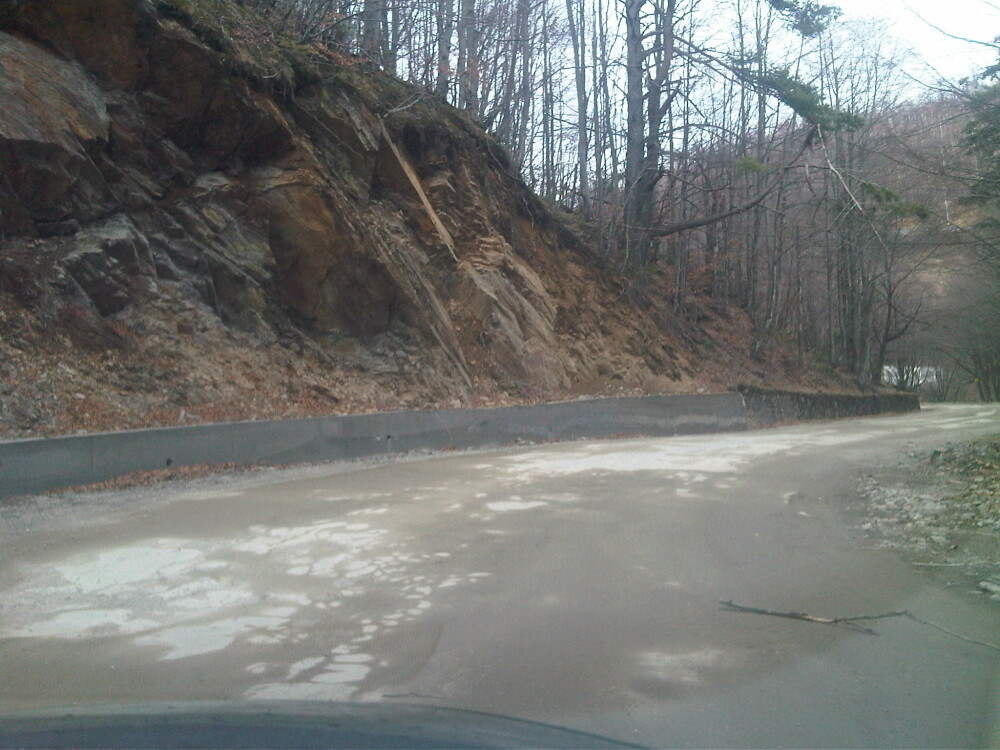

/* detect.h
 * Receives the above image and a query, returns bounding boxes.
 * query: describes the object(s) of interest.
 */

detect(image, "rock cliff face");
[0,0,813,436]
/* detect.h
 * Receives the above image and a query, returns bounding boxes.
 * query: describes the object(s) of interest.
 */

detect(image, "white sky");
[830,0,1000,82]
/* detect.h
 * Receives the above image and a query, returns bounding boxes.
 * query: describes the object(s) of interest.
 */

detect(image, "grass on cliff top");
[155,0,509,142]
[151,0,481,135]
[154,0,316,92]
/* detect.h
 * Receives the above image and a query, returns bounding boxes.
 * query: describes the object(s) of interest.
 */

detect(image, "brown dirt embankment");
[0,0,855,440]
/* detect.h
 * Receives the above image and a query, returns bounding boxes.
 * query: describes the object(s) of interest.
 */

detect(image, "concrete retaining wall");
[0,389,920,499]
[0,394,746,498]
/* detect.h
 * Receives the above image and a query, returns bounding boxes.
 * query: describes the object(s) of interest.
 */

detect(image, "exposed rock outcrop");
[0,0,823,436]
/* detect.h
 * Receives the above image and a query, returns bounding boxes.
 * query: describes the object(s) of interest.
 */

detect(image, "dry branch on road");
[720,600,1000,650]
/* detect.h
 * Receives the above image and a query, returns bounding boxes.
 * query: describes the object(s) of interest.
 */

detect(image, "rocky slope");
[0,0,841,438]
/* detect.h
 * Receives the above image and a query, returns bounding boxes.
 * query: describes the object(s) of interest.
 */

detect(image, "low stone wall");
[739,387,920,428]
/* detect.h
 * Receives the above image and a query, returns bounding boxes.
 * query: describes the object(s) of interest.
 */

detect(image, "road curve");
[1,404,999,748]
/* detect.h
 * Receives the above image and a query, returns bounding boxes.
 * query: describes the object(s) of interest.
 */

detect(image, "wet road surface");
[2,404,999,747]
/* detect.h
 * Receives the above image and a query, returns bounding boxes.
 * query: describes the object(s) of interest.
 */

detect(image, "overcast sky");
[830,0,999,82]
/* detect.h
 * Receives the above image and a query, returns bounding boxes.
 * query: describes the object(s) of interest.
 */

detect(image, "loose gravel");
[859,434,1000,603]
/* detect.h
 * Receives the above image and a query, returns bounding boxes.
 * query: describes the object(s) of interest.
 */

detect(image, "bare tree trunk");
[566,0,590,211]
[435,0,454,98]
[622,0,675,271]
[361,0,386,63]
[510,4,535,167]
[485,0,529,144]
[456,0,479,112]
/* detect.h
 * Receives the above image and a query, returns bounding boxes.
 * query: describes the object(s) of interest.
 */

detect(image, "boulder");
[0,32,112,232]
[74,215,154,275]
[62,247,129,316]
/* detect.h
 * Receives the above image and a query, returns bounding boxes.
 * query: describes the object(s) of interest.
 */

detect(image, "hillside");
[0,0,847,438]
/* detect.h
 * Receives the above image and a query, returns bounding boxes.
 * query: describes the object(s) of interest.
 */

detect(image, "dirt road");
[2,404,999,747]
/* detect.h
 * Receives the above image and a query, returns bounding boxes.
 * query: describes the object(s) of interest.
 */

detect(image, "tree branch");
[649,124,817,238]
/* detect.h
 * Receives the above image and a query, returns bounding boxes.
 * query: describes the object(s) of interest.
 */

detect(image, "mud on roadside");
[858,435,1000,603]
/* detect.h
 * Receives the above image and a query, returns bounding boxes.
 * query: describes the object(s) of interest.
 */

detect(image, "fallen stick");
[720,600,836,624]
[719,600,906,635]
[720,600,1000,650]
[903,613,1000,651]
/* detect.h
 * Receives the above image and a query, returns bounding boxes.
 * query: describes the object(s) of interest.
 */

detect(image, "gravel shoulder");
[859,433,1000,603]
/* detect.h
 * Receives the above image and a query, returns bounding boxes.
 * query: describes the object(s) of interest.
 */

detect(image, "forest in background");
[212,0,998,398]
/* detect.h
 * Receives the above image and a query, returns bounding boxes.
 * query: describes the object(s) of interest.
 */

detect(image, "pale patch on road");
[0,510,494,700]
[5,609,160,639]
[486,500,548,512]
[638,648,732,685]
[490,408,999,486]
[498,434,808,479]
